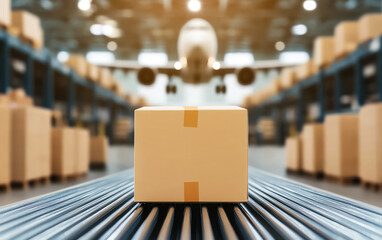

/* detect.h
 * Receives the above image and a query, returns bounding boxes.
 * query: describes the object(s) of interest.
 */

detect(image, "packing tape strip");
[184,106,198,128]
[184,182,199,202]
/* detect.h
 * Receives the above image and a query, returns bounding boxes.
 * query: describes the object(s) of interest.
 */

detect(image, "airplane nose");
[194,73,201,83]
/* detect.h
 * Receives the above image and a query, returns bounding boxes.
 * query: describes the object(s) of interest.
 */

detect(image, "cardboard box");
[11,11,43,50]
[0,106,11,186]
[51,128,75,177]
[324,114,358,178]
[75,129,90,175]
[134,106,248,202]
[313,36,335,69]
[90,136,108,164]
[112,83,124,96]
[286,136,302,171]
[302,123,324,174]
[280,68,296,89]
[358,14,382,44]
[12,107,51,182]
[334,21,358,59]
[66,55,87,78]
[296,60,317,81]
[99,69,112,89]
[9,88,33,107]
[87,64,99,82]
[0,0,11,28]
[359,104,382,183]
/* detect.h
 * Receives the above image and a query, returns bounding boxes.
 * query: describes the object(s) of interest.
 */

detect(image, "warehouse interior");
[1,0,382,239]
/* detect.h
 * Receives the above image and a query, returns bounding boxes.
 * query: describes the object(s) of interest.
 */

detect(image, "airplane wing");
[97,60,181,76]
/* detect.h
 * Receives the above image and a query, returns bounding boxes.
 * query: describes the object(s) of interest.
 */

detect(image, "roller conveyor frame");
[0,167,381,240]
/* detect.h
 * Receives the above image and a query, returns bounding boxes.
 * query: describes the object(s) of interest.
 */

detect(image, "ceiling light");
[212,62,221,70]
[107,41,118,51]
[223,52,255,67]
[275,41,285,51]
[102,25,114,37]
[291,24,308,36]
[279,51,309,64]
[303,0,317,11]
[174,61,182,70]
[57,51,69,62]
[78,0,91,11]
[86,51,115,65]
[188,0,201,12]
[90,24,103,35]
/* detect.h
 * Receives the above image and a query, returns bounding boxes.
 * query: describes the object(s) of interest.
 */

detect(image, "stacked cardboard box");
[285,136,302,172]
[114,118,133,141]
[134,106,248,202]
[0,0,11,28]
[66,55,88,79]
[324,114,358,180]
[51,128,76,179]
[280,68,296,90]
[90,136,108,168]
[257,118,276,141]
[334,21,358,59]
[296,60,317,81]
[313,36,335,69]
[87,63,99,82]
[99,69,113,89]
[358,14,382,44]
[0,99,11,190]
[112,82,124,96]
[302,123,324,175]
[75,129,90,175]
[11,11,44,50]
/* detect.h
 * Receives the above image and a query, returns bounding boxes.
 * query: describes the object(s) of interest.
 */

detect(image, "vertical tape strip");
[184,182,199,202]
[184,106,198,128]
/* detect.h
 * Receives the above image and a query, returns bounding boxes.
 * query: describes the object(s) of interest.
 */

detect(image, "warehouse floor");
[0,146,381,208]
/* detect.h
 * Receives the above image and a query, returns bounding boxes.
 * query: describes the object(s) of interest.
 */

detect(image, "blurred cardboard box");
[286,136,302,171]
[99,68,113,89]
[87,63,99,82]
[75,129,90,175]
[334,21,358,59]
[12,11,43,50]
[12,107,51,182]
[359,104,382,184]
[52,110,65,127]
[302,123,324,174]
[314,36,334,69]
[0,105,11,187]
[135,106,248,202]
[90,136,108,164]
[280,68,296,89]
[296,60,317,81]
[0,0,11,28]
[358,14,382,44]
[112,82,124,96]
[51,128,76,177]
[9,88,33,107]
[66,55,87,78]
[324,114,358,178]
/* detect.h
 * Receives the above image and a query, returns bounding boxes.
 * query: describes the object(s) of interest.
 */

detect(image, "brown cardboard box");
[90,136,108,164]
[334,21,358,59]
[296,60,317,81]
[51,128,76,177]
[280,68,296,89]
[11,11,43,50]
[99,69,112,89]
[87,64,99,82]
[313,36,335,69]
[359,104,382,184]
[112,83,124,96]
[9,89,33,107]
[302,123,324,174]
[12,107,51,182]
[0,0,11,28]
[66,55,87,78]
[286,136,302,171]
[0,95,10,105]
[134,106,248,202]
[358,14,382,44]
[75,129,90,175]
[0,106,11,187]
[324,114,358,178]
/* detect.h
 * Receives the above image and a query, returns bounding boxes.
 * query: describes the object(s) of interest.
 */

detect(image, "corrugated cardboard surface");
[134,106,248,202]
[0,106,11,185]
[314,36,334,68]
[12,107,51,182]
[75,129,90,174]
[11,11,42,46]
[359,104,382,183]
[324,114,358,177]
[302,123,324,173]
[358,14,382,44]
[90,136,108,164]
[334,21,358,58]
[286,136,302,171]
[0,0,10,27]
[51,128,76,176]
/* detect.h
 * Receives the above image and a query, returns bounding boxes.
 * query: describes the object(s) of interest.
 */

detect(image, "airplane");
[100,18,295,94]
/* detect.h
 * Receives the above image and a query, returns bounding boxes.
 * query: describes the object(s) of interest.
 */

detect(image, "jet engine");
[236,67,255,85]
[137,67,157,85]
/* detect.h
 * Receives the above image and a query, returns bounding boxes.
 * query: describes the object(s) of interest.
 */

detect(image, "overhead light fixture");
[212,61,221,70]
[303,0,317,11]
[174,61,182,70]
[107,41,118,51]
[275,41,285,51]
[57,51,69,62]
[279,51,309,64]
[188,0,201,12]
[86,51,115,64]
[291,24,308,36]
[223,52,255,67]
[77,0,91,11]
[90,24,103,35]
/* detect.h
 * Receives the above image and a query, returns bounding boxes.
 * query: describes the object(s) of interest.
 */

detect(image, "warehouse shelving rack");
[0,29,135,143]
[249,35,382,145]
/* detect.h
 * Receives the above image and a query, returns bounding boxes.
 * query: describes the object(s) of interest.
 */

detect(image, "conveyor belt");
[0,168,381,240]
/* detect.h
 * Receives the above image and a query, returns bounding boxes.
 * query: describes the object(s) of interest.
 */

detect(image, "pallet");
[90,162,107,170]
[0,183,11,192]
[303,171,324,179]
[286,168,303,175]
[361,180,382,192]
[11,176,50,189]
[325,175,359,185]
